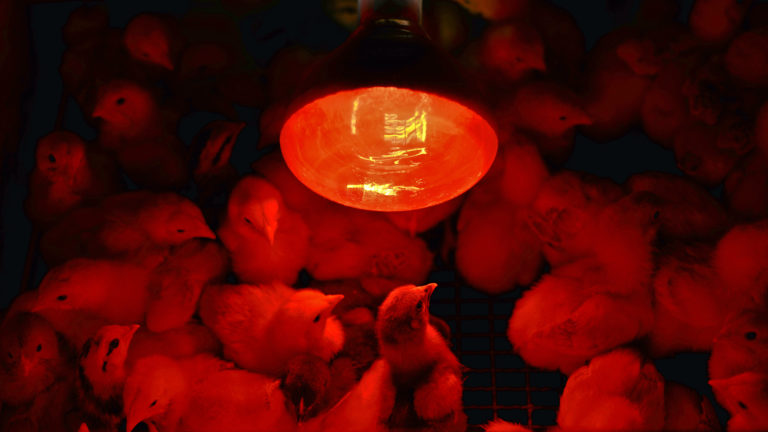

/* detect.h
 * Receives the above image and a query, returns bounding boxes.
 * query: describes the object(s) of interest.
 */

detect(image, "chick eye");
[116,97,126,106]
[559,116,567,121]
[48,154,56,163]
[7,352,12,359]
[515,56,523,63]
[36,344,42,352]
[313,314,321,323]
[745,331,757,340]
[107,338,119,355]
[244,217,253,225]
[56,295,67,301]
[416,300,423,311]
[149,400,158,407]
[176,229,185,233]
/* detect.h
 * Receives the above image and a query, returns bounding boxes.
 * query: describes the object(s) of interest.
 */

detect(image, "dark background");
[1,0,732,428]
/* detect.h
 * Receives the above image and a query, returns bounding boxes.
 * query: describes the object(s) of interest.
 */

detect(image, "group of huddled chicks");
[2,0,768,431]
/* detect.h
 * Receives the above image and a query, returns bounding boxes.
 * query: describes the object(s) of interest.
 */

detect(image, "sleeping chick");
[0,313,69,406]
[376,284,465,431]
[689,0,752,44]
[218,175,310,285]
[199,282,344,376]
[558,349,665,431]
[498,81,591,139]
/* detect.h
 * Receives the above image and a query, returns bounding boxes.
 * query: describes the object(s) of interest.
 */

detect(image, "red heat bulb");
[280,86,498,212]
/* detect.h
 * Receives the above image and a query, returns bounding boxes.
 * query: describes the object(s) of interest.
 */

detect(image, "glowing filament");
[347,182,424,196]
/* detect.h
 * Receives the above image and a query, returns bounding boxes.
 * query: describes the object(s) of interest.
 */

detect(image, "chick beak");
[19,355,33,377]
[157,54,174,71]
[262,220,278,246]
[194,223,217,240]
[571,108,593,127]
[126,414,141,432]
[125,324,141,342]
[531,56,547,72]
[422,283,437,306]
[325,294,344,310]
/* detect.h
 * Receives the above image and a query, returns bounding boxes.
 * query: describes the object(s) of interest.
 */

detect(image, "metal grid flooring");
[427,266,566,430]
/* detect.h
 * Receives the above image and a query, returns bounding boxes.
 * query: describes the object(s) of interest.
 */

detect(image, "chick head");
[139,194,216,244]
[0,313,61,379]
[123,13,174,70]
[194,121,245,176]
[376,283,437,345]
[35,131,87,182]
[281,354,331,422]
[711,310,768,380]
[92,81,155,130]
[227,176,284,245]
[708,371,768,420]
[79,324,140,395]
[124,355,185,432]
[33,259,105,313]
[272,289,344,347]
[481,22,546,79]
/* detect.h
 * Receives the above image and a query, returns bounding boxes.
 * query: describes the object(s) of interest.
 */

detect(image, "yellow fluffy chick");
[558,349,665,431]
[199,282,345,376]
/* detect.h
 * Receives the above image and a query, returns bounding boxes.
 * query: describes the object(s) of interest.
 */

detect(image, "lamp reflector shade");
[280,86,498,212]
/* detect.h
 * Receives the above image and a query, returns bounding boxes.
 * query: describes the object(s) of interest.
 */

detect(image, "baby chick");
[673,121,741,186]
[725,28,768,87]
[122,13,180,71]
[41,191,214,266]
[78,323,219,429]
[557,349,665,431]
[456,202,543,295]
[306,206,434,283]
[25,131,122,227]
[77,324,140,429]
[709,309,768,381]
[663,382,721,432]
[708,372,768,431]
[33,258,151,326]
[298,358,396,432]
[481,420,533,432]
[508,270,654,374]
[712,221,768,307]
[376,284,465,430]
[92,80,188,189]
[190,120,245,205]
[724,152,768,220]
[123,354,294,432]
[648,242,730,356]
[199,282,345,376]
[689,0,752,44]
[218,176,310,285]
[0,313,69,406]
[144,239,228,332]
[479,21,546,84]
[627,171,729,240]
[499,81,591,139]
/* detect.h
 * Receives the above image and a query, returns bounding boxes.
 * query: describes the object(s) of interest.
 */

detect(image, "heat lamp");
[279,0,498,212]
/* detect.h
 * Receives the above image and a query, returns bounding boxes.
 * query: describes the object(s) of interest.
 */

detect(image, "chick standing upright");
[199,282,345,376]
[218,175,310,285]
[376,283,465,431]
